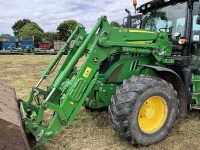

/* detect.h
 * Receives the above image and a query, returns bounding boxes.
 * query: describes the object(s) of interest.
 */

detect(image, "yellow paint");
[127,41,152,44]
[138,96,168,134]
[69,101,74,105]
[129,30,156,34]
[83,67,92,78]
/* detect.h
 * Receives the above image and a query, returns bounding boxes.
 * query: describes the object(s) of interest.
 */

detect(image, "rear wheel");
[109,75,178,146]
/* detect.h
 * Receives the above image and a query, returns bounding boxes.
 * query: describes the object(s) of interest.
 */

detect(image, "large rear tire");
[109,75,178,146]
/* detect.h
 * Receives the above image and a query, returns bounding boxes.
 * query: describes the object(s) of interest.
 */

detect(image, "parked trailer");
[0,36,23,55]
[39,42,50,50]
[53,40,65,52]
[20,36,34,53]
[0,36,17,49]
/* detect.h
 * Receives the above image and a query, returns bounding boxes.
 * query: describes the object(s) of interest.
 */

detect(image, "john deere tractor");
[1,0,200,149]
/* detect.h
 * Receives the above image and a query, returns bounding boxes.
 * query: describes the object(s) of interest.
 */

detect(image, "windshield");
[141,2,187,37]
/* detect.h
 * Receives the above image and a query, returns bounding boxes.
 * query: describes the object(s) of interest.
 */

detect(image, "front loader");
[2,0,200,148]
[20,14,178,146]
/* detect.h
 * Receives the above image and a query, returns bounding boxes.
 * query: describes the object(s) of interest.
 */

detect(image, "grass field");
[1,55,200,150]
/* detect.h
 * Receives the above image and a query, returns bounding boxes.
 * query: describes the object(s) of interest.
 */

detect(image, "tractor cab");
[124,0,200,110]
[136,0,200,62]
[135,0,200,109]
[124,0,199,57]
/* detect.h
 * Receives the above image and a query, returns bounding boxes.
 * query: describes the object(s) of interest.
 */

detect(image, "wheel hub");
[145,107,155,119]
[138,96,168,134]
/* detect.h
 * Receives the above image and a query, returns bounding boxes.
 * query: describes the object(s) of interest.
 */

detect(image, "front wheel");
[109,75,178,146]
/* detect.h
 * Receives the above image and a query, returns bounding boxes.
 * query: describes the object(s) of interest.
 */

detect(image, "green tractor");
[2,0,200,148]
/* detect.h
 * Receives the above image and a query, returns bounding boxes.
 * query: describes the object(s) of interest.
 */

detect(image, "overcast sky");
[0,0,149,35]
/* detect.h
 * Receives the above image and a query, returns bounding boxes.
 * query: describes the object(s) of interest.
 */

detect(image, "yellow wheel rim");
[138,96,168,134]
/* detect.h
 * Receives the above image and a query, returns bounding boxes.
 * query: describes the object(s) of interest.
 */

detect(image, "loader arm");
[20,16,173,146]
[20,17,113,146]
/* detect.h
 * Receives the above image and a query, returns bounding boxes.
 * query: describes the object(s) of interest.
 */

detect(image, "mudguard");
[140,65,187,117]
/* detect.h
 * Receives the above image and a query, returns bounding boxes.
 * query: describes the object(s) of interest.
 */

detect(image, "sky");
[0,0,149,35]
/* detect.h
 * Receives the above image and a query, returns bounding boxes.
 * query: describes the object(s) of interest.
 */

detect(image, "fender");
[140,65,187,118]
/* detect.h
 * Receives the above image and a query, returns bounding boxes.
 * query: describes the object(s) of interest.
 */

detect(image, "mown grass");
[1,55,200,150]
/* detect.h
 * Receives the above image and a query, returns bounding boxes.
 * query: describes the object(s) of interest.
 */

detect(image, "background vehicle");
[20,36,34,53]
[1,0,200,149]
[0,36,17,49]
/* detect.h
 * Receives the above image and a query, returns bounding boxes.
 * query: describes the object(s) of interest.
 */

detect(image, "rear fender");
[140,65,187,118]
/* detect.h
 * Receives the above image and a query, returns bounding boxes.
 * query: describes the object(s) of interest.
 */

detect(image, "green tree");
[110,21,121,27]
[0,34,11,36]
[19,22,44,47]
[43,32,57,48]
[57,20,79,41]
[12,19,31,36]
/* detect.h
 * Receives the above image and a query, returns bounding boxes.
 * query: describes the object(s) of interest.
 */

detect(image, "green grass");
[0,55,200,150]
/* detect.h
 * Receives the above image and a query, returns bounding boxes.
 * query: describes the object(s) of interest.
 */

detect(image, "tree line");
[1,19,121,47]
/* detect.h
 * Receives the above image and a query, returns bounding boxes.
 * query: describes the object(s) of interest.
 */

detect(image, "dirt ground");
[1,55,200,150]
